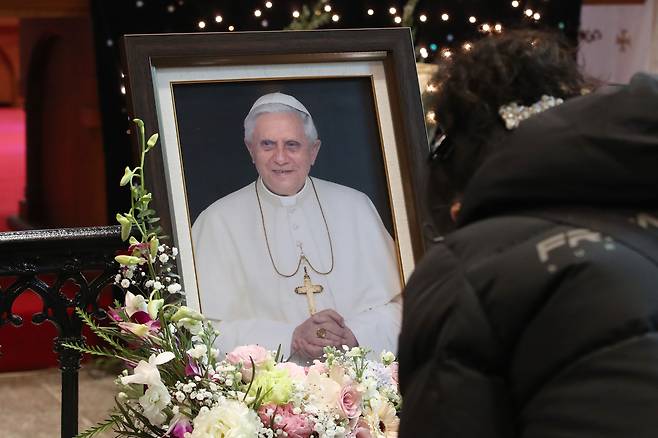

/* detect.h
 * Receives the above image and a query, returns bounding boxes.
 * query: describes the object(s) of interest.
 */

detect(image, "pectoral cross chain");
[295,266,323,315]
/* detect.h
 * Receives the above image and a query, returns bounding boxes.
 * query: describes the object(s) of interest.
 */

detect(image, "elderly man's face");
[246,112,320,196]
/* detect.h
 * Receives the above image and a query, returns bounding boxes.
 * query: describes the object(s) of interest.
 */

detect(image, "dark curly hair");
[425,29,593,232]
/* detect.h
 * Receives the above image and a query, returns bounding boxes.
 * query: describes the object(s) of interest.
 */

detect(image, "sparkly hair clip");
[498,95,564,130]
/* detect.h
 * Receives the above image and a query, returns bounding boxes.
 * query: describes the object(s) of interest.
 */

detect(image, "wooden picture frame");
[122,28,431,316]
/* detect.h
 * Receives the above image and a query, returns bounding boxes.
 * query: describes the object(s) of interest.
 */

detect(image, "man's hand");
[290,309,359,361]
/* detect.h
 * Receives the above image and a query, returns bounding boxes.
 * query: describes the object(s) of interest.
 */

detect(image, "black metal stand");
[0,225,123,438]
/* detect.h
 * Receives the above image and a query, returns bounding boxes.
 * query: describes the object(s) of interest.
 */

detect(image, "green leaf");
[74,416,119,438]
[119,167,134,186]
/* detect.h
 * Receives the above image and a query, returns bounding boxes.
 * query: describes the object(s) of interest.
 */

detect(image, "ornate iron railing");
[0,225,124,438]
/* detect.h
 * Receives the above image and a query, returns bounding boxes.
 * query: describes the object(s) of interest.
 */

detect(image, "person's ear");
[310,140,321,165]
[450,201,462,222]
[245,140,255,163]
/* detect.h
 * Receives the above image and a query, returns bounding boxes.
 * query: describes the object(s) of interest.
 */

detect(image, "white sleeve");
[192,208,296,358]
[343,193,403,356]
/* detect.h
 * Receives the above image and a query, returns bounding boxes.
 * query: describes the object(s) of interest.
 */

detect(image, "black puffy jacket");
[398,73,658,437]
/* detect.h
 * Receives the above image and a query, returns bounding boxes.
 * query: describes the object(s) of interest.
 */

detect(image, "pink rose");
[258,403,314,438]
[226,345,271,381]
[389,362,399,386]
[338,385,362,419]
[275,362,306,379]
[349,419,373,438]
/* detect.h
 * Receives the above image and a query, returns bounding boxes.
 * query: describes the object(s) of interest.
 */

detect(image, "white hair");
[243,103,318,144]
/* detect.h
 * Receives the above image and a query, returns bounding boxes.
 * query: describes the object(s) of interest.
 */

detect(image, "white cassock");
[192,176,402,359]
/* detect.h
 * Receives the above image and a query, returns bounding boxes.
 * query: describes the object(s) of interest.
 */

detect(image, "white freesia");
[187,344,207,359]
[124,291,147,317]
[190,398,262,438]
[120,352,175,387]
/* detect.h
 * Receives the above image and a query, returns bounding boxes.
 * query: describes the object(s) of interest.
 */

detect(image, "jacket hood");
[458,73,658,227]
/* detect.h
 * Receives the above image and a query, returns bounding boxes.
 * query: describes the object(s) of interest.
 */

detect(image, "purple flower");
[167,415,193,438]
[185,356,201,377]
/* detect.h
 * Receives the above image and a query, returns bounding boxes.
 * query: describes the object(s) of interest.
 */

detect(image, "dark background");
[174,77,394,234]
[90,0,582,220]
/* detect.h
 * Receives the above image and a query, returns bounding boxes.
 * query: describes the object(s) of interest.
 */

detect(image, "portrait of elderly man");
[192,92,401,362]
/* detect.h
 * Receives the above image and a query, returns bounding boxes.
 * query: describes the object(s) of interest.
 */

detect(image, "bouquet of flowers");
[66,120,401,438]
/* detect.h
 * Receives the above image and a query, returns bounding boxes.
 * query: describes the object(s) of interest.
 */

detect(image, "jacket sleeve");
[397,243,515,437]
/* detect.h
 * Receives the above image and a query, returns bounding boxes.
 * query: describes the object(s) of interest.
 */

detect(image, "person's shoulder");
[311,177,372,205]
[195,181,256,223]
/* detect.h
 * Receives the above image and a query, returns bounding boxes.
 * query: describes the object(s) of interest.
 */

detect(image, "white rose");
[191,398,261,438]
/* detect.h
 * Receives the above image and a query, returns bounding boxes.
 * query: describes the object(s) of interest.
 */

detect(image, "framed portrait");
[123,29,432,352]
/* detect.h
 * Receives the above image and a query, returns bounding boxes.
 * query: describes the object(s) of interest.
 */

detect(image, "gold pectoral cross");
[295,266,323,315]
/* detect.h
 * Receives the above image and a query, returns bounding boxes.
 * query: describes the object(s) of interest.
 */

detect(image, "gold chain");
[255,177,334,278]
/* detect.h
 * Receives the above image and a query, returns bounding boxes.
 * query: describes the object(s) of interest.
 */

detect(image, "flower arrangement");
[66,119,401,438]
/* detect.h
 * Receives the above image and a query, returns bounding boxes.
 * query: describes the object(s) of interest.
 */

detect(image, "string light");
[525,9,534,17]
[120,85,126,94]
[394,16,402,24]
[265,1,272,8]
[324,5,332,12]
[420,14,427,22]
[512,0,519,7]
[441,13,449,21]
[463,42,472,51]
[442,49,452,59]
[419,47,429,59]
[198,20,206,29]
[261,19,269,27]
[135,0,144,7]
[533,12,541,20]
[254,9,262,17]
[389,7,396,15]
[292,10,300,18]
[426,111,436,124]
[228,25,235,31]
[481,23,491,32]
[215,15,223,23]
[367,8,374,15]
[166,4,175,13]
[332,14,340,22]
[469,16,477,23]
[494,23,503,32]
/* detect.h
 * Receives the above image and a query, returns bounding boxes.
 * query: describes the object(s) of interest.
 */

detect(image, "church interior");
[0,0,655,437]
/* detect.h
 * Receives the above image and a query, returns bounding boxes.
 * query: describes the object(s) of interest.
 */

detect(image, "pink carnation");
[338,385,362,419]
[258,403,314,438]
[226,344,271,381]
[275,361,306,379]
